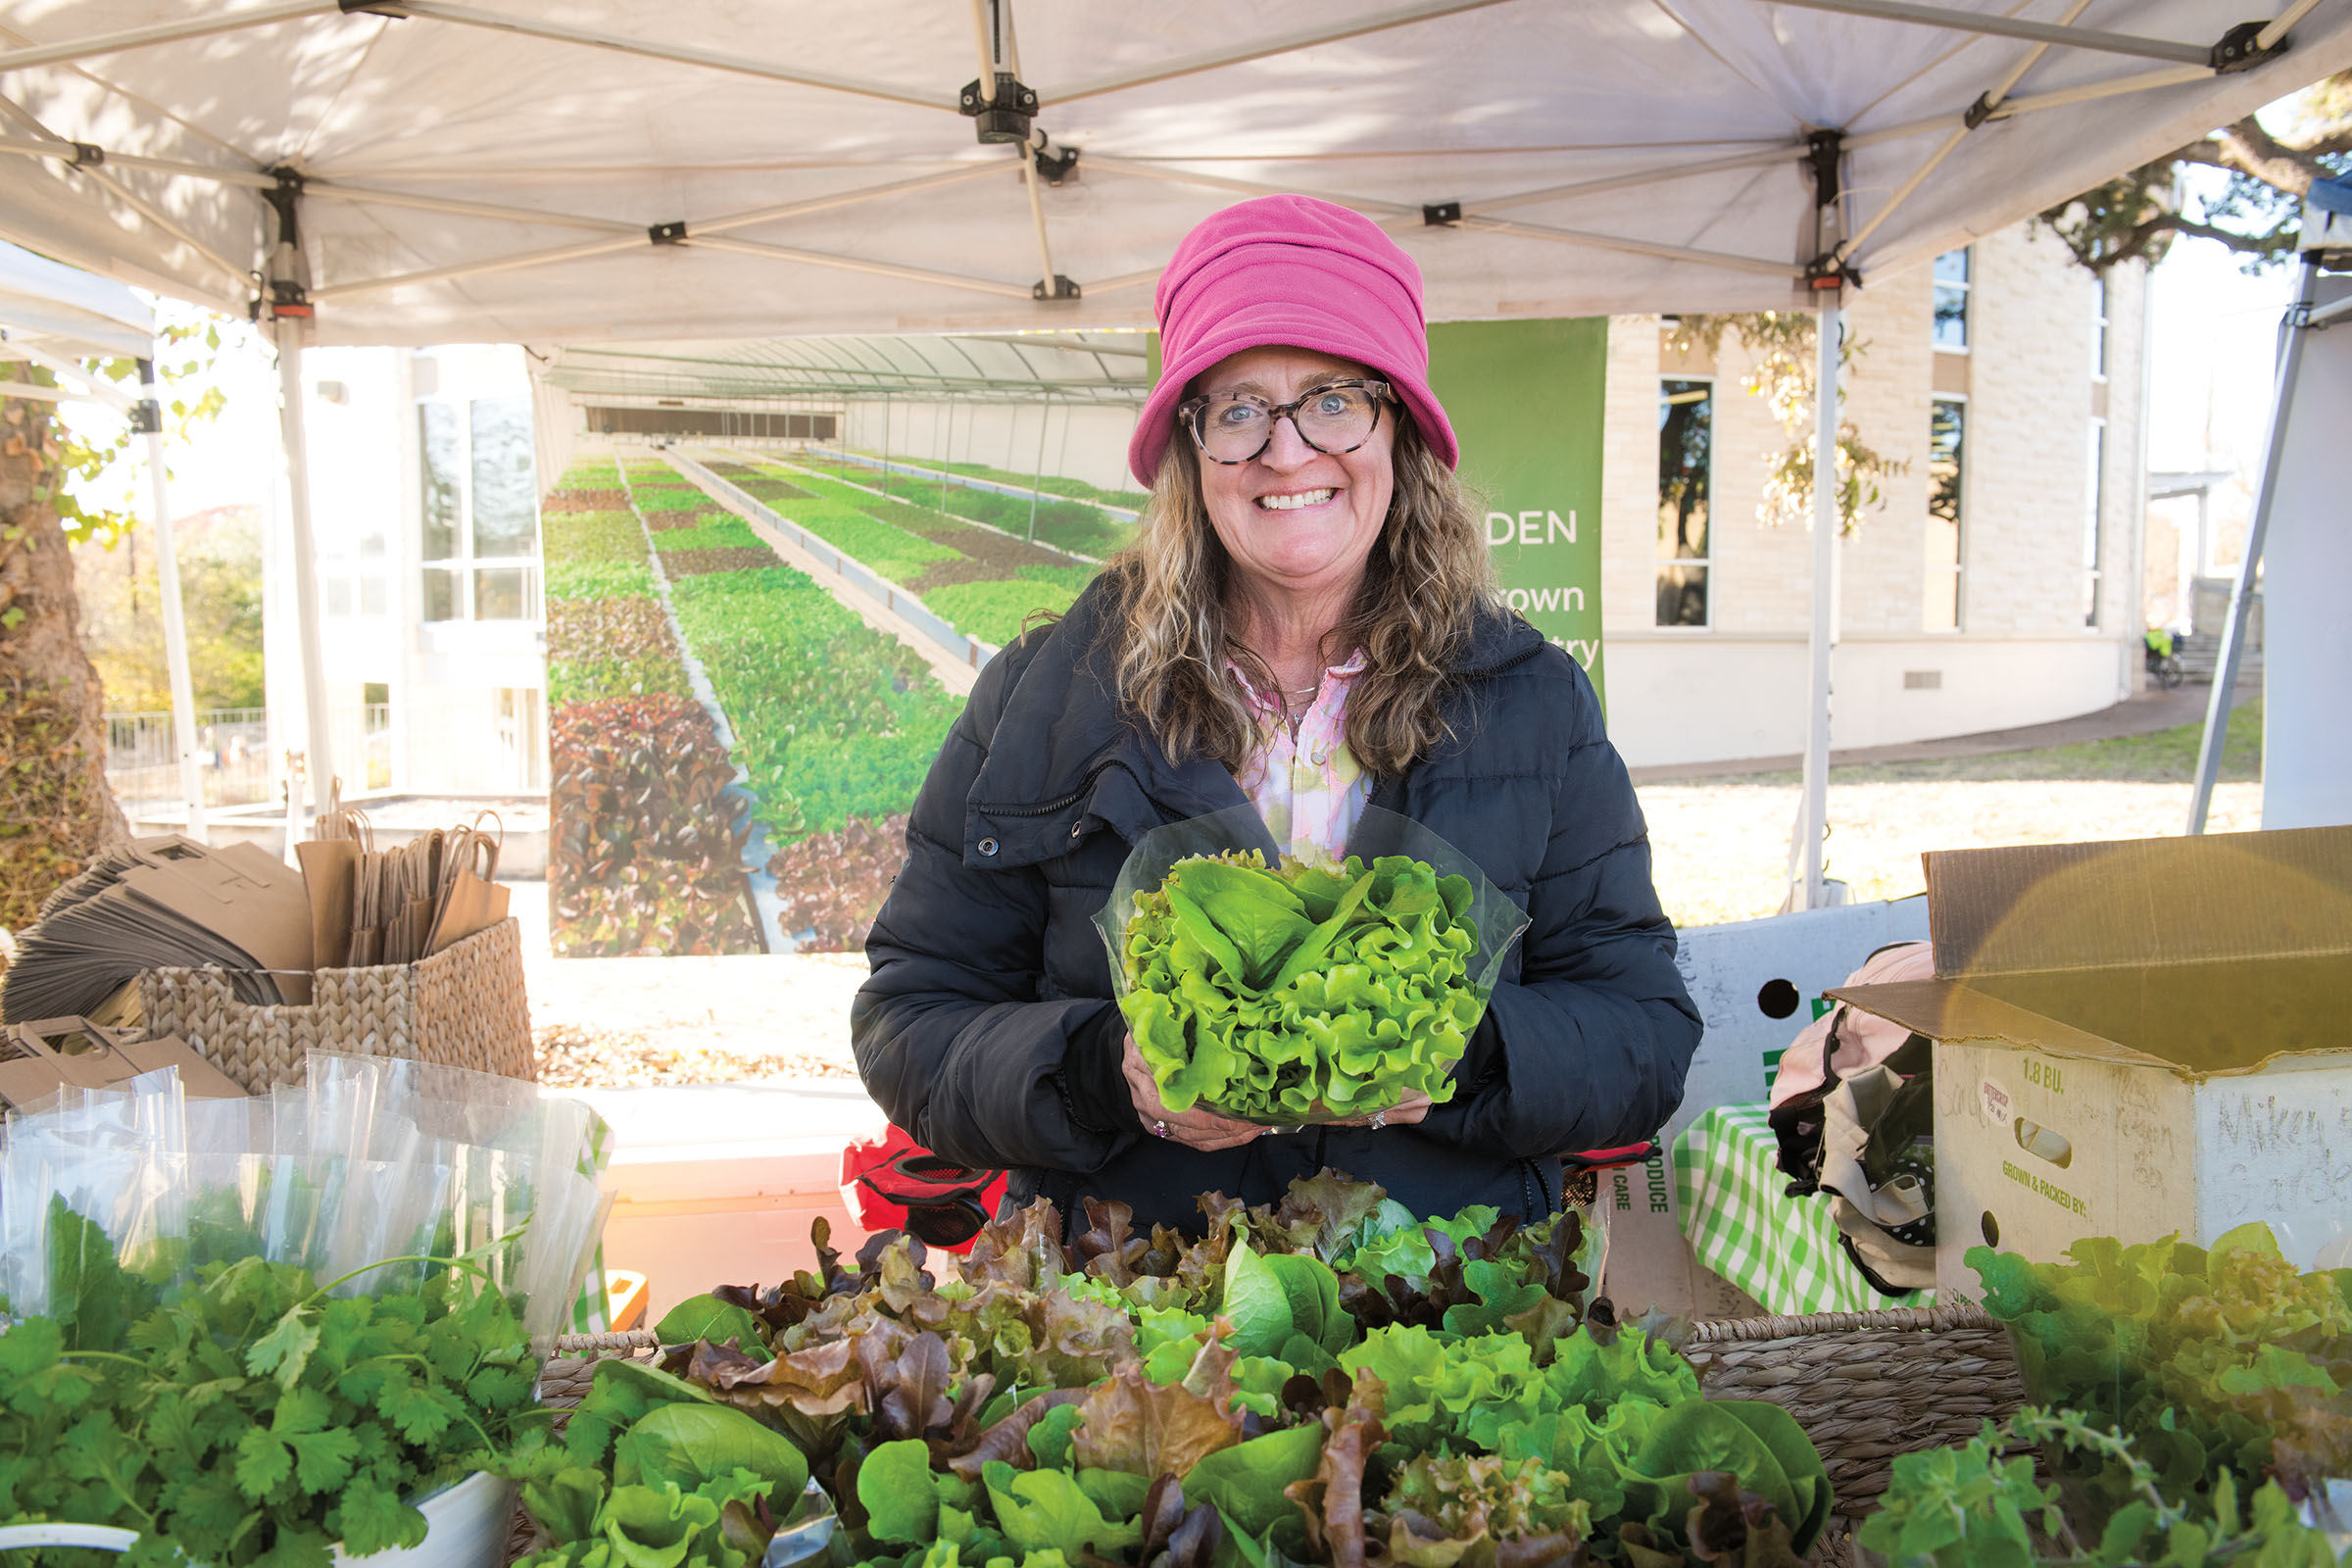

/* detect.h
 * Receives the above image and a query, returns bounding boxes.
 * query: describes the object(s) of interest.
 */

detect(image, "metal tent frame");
[1,0,2345,865]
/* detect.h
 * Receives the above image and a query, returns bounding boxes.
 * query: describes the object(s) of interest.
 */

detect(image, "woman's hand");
[1122,1034,1266,1152]
[1323,1090,1433,1129]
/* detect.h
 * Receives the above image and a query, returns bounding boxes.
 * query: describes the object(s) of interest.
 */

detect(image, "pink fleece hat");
[1127,195,1458,489]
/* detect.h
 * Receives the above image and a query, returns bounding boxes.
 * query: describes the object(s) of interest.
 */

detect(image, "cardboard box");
[0,1017,252,1108]
[1601,895,1929,1317]
[1833,827,2352,1298]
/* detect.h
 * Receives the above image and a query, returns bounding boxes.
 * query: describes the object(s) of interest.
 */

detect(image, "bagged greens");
[1097,807,1527,1123]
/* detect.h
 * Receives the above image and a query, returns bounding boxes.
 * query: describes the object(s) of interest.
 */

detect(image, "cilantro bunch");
[1970,1224,2352,1517]
[1862,1407,2351,1568]
[1116,852,1489,1121]
[0,1201,542,1568]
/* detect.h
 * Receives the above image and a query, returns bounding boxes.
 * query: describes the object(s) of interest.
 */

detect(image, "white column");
[273,313,336,822]
[1799,300,1842,909]
[137,358,207,842]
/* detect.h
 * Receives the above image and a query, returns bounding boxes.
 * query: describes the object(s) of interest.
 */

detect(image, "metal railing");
[105,706,395,808]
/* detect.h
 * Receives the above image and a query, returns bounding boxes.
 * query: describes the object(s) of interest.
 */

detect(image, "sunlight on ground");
[1639,779,2267,929]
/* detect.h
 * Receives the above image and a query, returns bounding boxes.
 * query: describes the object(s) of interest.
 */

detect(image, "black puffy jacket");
[852,580,1700,1234]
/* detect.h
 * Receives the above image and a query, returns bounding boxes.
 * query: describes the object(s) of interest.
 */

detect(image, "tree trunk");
[0,393,128,933]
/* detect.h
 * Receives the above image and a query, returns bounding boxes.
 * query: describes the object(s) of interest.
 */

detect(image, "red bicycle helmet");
[839,1126,1006,1251]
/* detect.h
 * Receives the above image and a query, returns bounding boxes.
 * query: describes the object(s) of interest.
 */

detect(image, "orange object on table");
[605,1269,649,1332]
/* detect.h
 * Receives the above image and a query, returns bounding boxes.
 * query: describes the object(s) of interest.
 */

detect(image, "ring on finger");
[1152,1119,1170,1139]
[1370,1110,1388,1130]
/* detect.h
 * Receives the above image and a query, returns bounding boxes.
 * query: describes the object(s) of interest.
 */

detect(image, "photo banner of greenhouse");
[530,324,1607,956]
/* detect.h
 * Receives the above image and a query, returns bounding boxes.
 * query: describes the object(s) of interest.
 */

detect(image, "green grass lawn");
[1704,700,2267,787]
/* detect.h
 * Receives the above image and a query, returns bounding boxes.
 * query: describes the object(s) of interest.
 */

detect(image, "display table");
[1672,1102,1933,1316]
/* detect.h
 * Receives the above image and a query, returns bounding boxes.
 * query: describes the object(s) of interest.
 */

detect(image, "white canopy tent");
[0,239,205,840]
[0,0,2345,882]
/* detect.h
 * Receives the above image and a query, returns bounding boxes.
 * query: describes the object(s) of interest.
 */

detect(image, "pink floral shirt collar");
[1229,650,1372,865]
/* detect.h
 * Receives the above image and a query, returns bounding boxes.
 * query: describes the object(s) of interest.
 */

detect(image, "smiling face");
[1190,345,1396,613]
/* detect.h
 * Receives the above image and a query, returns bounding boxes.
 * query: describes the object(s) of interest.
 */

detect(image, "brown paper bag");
[296,839,358,971]
[426,823,507,956]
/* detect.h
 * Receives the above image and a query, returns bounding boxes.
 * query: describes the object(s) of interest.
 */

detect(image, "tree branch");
[2138,211,2295,256]
[2215,115,2331,197]
[2286,128,2352,161]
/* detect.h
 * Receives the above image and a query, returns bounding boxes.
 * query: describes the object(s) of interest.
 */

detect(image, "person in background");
[854,195,1700,1234]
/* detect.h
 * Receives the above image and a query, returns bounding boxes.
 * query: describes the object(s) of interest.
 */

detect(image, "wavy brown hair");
[1104,411,1498,777]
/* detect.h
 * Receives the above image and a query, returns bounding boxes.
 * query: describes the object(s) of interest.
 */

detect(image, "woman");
[853,195,1699,1234]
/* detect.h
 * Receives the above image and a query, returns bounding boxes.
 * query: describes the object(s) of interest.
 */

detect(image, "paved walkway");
[1629,678,2258,784]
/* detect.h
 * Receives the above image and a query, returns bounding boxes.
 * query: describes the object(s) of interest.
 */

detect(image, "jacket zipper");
[976,759,1124,819]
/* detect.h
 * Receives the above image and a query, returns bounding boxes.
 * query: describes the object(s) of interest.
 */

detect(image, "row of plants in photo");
[564,455,969,951]
[653,452,1093,945]
[542,460,763,956]
[847,445,1151,511]
[718,456,1099,647]
[665,564,959,845]
[796,450,1135,563]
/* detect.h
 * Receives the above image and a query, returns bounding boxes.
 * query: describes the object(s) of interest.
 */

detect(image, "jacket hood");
[961,576,1547,869]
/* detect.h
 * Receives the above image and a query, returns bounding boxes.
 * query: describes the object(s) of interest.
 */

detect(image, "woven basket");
[139,917,534,1094]
[542,1328,662,1410]
[504,1331,663,1562]
[1687,1301,2025,1557]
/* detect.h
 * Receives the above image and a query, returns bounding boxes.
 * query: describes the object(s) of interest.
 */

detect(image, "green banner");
[1426,318,1608,697]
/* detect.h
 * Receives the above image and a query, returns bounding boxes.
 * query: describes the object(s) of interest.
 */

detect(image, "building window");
[2090,272,2110,381]
[1933,248,1972,352]
[2083,420,2106,628]
[1925,397,1966,629]
[418,395,540,622]
[1656,379,1712,627]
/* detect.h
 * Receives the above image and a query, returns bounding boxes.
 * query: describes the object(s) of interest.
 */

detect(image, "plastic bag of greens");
[1094,805,1529,1125]
[0,1069,188,1315]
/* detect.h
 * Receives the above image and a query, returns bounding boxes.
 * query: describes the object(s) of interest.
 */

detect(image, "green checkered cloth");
[567,1109,618,1335]
[1672,1102,1934,1316]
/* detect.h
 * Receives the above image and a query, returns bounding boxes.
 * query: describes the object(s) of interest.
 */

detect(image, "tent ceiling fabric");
[540,331,1152,406]
[0,237,150,357]
[0,0,2345,346]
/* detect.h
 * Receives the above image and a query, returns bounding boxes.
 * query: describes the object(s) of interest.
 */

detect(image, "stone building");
[1599,220,2148,769]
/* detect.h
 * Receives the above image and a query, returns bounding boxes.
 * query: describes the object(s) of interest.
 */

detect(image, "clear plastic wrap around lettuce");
[1094,806,1529,1124]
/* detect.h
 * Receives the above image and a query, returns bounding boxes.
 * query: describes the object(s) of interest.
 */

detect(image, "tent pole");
[136,358,208,844]
[1457,215,1804,278]
[1835,0,2095,266]
[1754,0,2207,65]
[272,312,336,825]
[1469,149,1793,216]
[1800,297,1842,910]
[0,2,339,74]
[1048,0,1515,104]
[682,234,1035,299]
[2187,252,2320,834]
[393,0,956,112]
